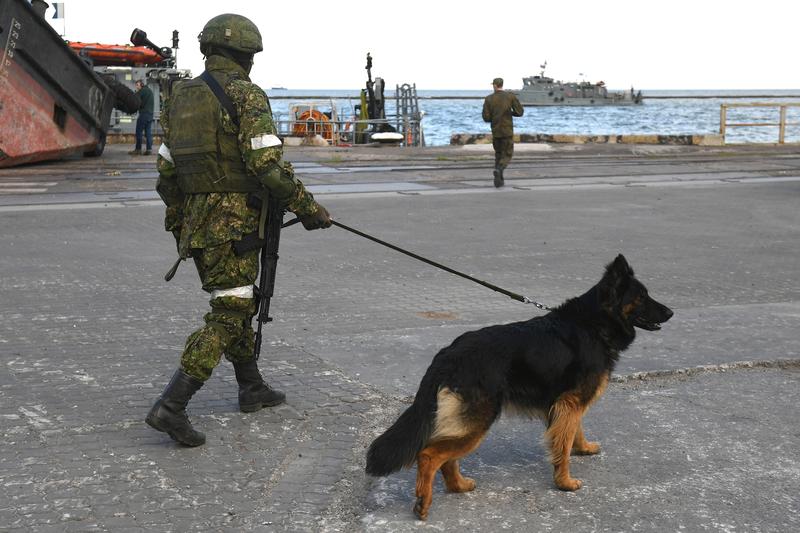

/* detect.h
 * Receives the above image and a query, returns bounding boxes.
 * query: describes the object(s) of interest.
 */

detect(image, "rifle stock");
[253,195,284,360]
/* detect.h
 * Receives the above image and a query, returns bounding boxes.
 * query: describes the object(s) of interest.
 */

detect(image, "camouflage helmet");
[198,14,263,55]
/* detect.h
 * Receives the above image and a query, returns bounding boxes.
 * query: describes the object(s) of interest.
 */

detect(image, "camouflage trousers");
[492,136,515,169]
[179,241,260,382]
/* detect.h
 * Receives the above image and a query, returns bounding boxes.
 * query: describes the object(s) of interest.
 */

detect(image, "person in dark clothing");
[482,77,524,187]
[130,80,155,155]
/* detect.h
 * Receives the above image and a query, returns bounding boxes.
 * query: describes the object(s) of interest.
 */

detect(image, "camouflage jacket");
[482,90,524,138]
[156,55,320,256]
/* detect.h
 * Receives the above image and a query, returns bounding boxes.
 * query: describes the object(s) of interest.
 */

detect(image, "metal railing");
[720,103,800,144]
[275,116,424,147]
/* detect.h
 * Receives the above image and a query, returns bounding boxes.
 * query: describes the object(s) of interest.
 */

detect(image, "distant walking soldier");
[482,77,524,187]
[146,13,332,447]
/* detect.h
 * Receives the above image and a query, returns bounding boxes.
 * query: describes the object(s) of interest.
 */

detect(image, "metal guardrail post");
[720,104,727,141]
[779,105,787,144]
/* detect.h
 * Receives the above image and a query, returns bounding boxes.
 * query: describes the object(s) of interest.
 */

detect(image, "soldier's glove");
[298,204,332,230]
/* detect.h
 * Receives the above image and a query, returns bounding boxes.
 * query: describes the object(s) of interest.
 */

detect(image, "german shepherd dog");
[366,255,673,520]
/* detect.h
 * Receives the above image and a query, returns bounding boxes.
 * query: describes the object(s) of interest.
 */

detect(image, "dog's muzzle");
[634,303,673,331]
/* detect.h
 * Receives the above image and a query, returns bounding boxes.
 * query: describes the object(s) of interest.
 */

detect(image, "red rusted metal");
[0,58,99,167]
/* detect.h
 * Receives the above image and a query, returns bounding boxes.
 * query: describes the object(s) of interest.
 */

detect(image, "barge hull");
[0,0,115,168]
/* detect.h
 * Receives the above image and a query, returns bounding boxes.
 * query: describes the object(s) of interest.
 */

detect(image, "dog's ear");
[605,254,633,283]
[612,254,632,275]
[599,254,633,308]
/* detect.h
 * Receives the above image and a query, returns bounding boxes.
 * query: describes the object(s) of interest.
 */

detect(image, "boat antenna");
[539,60,547,77]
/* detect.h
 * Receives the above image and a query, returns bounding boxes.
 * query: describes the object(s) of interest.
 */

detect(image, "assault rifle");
[252,195,284,360]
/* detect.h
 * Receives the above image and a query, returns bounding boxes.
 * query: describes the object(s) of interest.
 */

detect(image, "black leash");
[283,218,551,311]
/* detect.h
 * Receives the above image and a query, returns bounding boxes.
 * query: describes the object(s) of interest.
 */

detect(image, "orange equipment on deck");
[67,42,164,66]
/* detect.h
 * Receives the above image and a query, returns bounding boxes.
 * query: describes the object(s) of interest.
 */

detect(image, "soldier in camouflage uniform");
[482,77,524,187]
[145,14,332,447]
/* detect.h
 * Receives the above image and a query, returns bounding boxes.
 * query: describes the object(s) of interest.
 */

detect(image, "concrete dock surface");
[1,143,799,531]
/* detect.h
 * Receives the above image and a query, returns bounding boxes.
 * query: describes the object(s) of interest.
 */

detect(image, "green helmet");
[198,14,263,55]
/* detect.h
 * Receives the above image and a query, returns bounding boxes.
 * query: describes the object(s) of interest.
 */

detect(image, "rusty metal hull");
[0,0,115,168]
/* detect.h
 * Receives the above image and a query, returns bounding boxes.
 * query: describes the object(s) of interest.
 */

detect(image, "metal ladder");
[395,83,425,147]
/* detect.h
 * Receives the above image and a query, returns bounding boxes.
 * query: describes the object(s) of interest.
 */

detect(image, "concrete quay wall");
[106,132,725,148]
[451,132,725,146]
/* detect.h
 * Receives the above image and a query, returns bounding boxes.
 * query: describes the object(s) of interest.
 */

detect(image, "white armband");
[250,134,282,150]
[158,143,173,163]
[210,285,254,300]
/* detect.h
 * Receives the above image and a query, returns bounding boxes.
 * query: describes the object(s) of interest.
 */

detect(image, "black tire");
[84,131,107,157]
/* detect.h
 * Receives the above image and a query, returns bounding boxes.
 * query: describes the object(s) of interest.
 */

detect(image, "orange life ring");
[292,110,333,140]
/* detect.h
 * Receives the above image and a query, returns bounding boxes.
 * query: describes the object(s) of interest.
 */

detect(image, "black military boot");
[233,360,286,413]
[145,369,206,447]
[493,165,504,188]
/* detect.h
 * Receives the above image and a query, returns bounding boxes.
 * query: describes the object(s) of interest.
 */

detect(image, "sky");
[43,0,799,91]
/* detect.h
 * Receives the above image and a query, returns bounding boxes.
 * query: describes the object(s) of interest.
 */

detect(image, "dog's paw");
[447,477,476,493]
[574,441,601,455]
[555,477,583,491]
[413,497,429,521]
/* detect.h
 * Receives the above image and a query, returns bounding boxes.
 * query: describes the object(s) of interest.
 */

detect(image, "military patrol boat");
[513,62,642,106]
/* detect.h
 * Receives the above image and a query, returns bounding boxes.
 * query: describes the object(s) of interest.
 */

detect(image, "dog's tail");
[366,378,438,476]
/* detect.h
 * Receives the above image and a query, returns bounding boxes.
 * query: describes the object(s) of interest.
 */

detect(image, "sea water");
[267,89,800,146]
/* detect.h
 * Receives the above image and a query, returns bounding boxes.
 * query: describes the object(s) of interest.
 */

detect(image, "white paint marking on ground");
[1,176,798,212]
[460,144,553,152]
[0,182,57,187]
[307,182,435,194]
[737,176,800,183]
[0,189,49,194]
[0,200,162,213]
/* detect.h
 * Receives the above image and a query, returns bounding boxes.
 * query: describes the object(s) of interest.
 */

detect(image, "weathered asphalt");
[1,143,799,531]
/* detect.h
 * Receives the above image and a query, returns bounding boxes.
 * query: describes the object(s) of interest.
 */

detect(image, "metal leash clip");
[522,296,552,311]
